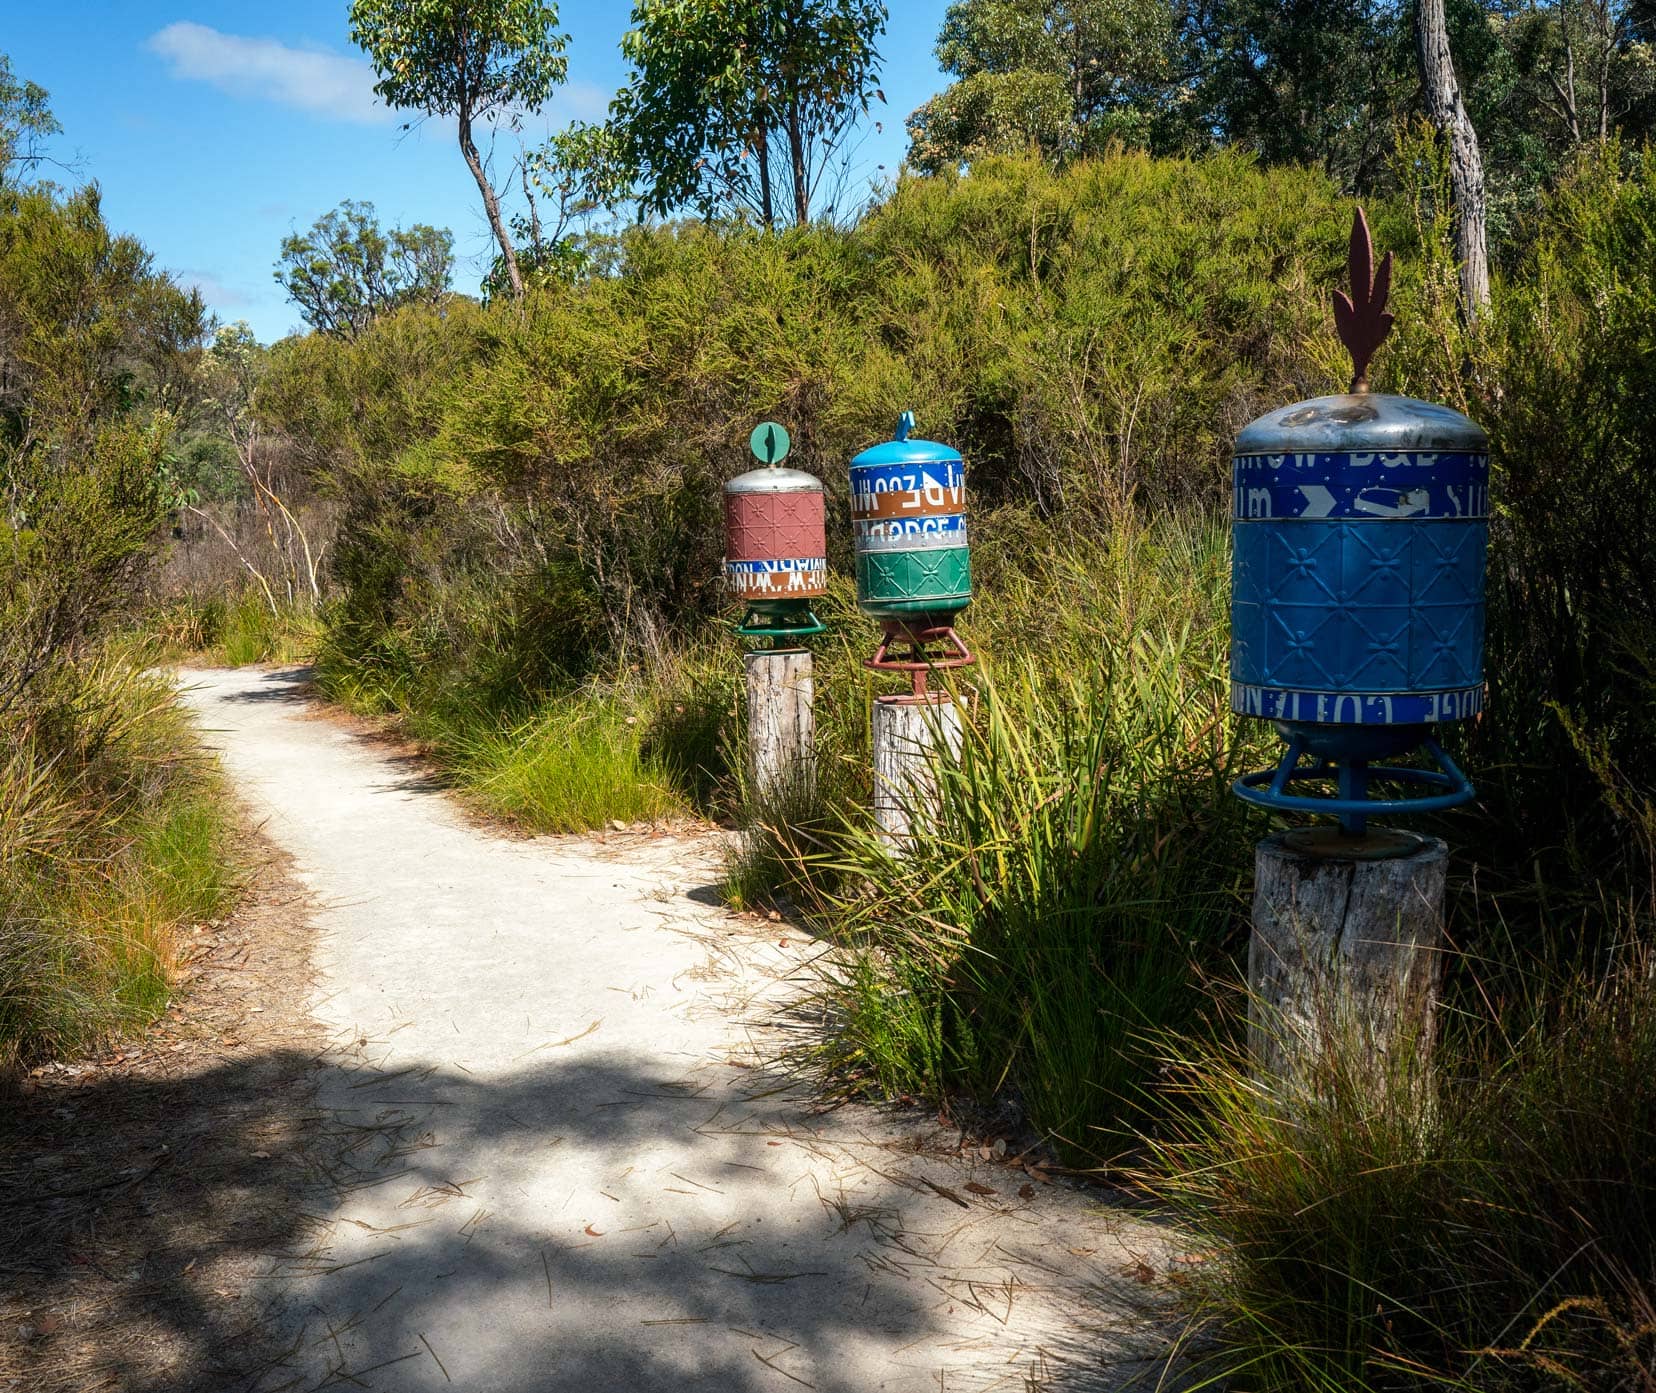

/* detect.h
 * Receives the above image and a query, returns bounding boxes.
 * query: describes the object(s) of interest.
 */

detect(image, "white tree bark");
[872,694,964,853]
[1250,833,1449,1090]
[1418,0,1491,321]
[745,648,814,803]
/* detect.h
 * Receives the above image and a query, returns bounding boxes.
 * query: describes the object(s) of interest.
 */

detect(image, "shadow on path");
[211,667,317,705]
[2,1043,1190,1393]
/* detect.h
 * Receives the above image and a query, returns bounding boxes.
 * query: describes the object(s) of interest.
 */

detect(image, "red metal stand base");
[864,621,975,697]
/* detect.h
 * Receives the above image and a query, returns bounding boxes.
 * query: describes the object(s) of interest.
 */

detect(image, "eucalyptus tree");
[275,201,454,339]
[1418,0,1490,319]
[612,0,888,228]
[907,0,1183,172]
[0,53,61,186]
[349,0,569,299]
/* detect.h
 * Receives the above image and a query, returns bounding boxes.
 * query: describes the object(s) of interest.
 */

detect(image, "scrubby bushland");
[255,147,1348,831]
[0,183,235,1071]
[1130,145,1656,1391]
[257,149,1349,711]
[144,320,335,668]
[259,146,1656,1388]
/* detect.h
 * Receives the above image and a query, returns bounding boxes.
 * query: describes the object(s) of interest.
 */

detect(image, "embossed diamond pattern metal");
[1231,441,1488,724]
[724,492,826,567]
[855,550,973,615]
[849,434,972,622]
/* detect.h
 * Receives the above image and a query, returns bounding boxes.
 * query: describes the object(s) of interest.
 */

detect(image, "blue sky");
[8,2,950,342]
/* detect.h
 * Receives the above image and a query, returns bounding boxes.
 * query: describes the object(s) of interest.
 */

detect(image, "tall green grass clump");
[813,519,1265,1160]
[1146,948,1656,1393]
[150,591,322,667]
[721,586,878,914]
[0,658,237,1071]
[449,697,683,833]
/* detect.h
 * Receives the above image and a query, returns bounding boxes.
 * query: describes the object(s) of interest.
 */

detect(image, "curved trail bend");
[178,666,1180,1393]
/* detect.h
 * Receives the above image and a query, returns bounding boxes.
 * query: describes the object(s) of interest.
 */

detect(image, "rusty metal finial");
[1332,207,1394,393]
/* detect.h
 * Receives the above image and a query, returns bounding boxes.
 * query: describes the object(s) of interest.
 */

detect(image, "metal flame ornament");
[1332,208,1395,393]
[723,422,827,646]
[1228,208,1491,849]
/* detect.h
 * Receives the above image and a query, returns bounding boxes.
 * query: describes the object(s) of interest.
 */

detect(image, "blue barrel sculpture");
[1230,210,1488,840]
[851,412,974,695]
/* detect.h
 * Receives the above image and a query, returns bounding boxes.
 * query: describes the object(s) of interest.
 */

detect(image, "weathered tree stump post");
[872,693,963,851]
[744,647,814,802]
[1249,832,1448,1087]
[1224,213,1486,1097]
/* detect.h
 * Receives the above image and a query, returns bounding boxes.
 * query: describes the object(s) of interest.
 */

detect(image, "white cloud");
[145,22,389,125]
[174,268,250,307]
[559,81,611,123]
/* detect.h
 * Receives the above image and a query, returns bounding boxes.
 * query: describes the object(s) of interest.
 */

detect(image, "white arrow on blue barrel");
[1298,485,1336,518]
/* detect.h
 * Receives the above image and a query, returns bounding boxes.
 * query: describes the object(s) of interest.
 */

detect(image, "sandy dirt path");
[177,666,1184,1393]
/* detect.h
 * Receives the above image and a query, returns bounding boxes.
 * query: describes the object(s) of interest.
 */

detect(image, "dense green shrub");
[260,150,1349,711]
[1464,146,1656,944]
[0,182,235,1070]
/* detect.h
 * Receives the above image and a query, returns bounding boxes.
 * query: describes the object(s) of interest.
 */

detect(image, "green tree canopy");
[0,182,208,712]
[612,0,887,228]
[349,0,569,298]
[275,200,454,339]
[1182,0,1415,192]
[481,122,634,299]
[906,0,1181,173]
[0,53,62,187]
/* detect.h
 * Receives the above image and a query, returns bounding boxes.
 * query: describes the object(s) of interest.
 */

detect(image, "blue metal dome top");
[850,412,963,468]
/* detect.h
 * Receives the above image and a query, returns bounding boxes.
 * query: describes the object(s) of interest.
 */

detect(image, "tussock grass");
[804,518,1263,1160]
[0,658,237,1070]
[149,591,321,667]
[1143,950,1656,1393]
[448,701,684,833]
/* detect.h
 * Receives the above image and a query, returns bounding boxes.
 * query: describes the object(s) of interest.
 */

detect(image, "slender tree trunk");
[1596,4,1615,143]
[1546,33,1582,144]
[460,110,523,299]
[785,99,808,227]
[1417,0,1491,322]
[520,155,544,259]
[755,124,775,230]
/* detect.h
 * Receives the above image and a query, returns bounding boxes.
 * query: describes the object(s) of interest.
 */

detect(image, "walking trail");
[177,666,1185,1393]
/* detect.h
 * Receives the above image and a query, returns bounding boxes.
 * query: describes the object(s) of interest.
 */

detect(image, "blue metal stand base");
[1234,732,1474,837]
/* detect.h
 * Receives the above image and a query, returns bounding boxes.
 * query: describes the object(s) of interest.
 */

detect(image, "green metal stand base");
[734,607,826,649]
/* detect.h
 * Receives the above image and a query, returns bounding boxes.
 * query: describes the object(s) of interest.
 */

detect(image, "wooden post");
[872,693,963,851]
[1249,832,1448,1088]
[744,648,814,803]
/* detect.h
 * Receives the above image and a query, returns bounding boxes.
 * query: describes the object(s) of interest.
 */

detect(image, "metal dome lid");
[724,465,822,495]
[1235,208,1488,459]
[851,412,962,468]
[1236,392,1487,455]
[724,420,822,494]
